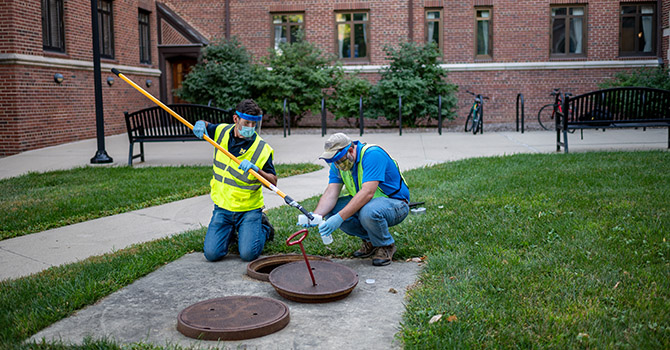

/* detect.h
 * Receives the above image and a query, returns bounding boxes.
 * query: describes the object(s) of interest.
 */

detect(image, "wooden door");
[171,58,197,104]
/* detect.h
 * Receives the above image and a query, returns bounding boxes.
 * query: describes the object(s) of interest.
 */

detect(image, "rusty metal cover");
[269,260,359,303]
[247,254,331,281]
[177,296,289,340]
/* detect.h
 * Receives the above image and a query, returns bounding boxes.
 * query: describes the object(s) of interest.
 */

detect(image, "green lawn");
[0,163,322,240]
[1,151,668,349]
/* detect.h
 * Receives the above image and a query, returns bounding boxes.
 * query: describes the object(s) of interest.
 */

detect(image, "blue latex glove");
[319,213,343,236]
[193,120,206,139]
[238,159,259,173]
[297,212,318,228]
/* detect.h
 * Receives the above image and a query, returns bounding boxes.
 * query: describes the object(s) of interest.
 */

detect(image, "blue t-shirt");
[206,123,275,175]
[328,141,409,201]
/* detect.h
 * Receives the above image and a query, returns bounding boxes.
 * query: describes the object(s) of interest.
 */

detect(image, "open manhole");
[269,260,359,303]
[247,254,331,282]
[177,296,290,341]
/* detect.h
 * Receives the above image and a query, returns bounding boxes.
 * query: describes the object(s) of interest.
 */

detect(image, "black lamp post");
[90,0,113,164]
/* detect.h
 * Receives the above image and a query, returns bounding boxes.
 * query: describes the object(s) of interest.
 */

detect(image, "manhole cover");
[269,260,359,303]
[177,296,290,341]
[247,254,331,281]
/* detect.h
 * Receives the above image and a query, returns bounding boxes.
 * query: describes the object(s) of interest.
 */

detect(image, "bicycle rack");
[359,96,364,136]
[438,95,443,135]
[283,98,291,137]
[516,93,525,133]
[321,98,326,137]
[398,95,403,136]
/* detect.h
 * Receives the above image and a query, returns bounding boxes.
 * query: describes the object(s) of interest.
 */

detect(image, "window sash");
[139,11,151,64]
[476,8,492,58]
[551,6,586,56]
[425,10,442,52]
[336,12,369,60]
[272,13,304,50]
[98,0,114,59]
[619,4,656,56]
[42,0,65,52]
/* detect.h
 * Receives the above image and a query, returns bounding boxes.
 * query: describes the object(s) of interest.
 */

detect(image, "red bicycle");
[537,88,572,130]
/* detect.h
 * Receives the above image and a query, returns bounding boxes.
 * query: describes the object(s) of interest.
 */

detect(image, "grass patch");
[0,163,322,240]
[1,151,668,349]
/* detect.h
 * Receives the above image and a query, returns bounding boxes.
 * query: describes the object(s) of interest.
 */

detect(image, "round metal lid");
[177,296,290,341]
[269,260,359,303]
[247,254,331,282]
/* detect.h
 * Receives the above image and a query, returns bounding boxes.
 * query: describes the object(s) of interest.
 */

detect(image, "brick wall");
[0,0,160,156]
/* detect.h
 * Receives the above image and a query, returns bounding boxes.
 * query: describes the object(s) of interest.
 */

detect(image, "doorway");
[170,58,197,103]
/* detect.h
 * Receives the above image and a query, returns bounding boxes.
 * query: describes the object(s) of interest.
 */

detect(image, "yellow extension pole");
[112,68,313,219]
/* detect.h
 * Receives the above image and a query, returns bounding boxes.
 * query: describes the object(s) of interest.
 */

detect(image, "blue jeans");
[203,206,270,262]
[326,196,409,247]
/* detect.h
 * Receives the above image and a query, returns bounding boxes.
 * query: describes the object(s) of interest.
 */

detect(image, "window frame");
[475,7,493,60]
[334,11,370,63]
[550,5,587,58]
[425,9,443,55]
[619,3,657,57]
[138,10,151,64]
[98,0,115,59]
[42,0,65,53]
[270,12,305,51]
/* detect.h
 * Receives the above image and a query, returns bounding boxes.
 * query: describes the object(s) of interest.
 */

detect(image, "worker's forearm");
[314,184,341,216]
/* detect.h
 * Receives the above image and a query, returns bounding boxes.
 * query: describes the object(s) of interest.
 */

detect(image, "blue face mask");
[240,126,255,138]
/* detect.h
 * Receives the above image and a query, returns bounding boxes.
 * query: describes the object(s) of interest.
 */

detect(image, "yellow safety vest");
[210,124,273,212]
[340,144,406,199]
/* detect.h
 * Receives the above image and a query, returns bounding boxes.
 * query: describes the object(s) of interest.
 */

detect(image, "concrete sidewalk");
[1,128,667,281]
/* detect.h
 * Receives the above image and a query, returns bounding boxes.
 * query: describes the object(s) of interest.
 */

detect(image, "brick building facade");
[0,0,668,156]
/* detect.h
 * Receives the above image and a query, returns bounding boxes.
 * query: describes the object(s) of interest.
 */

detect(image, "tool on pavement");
[111,68,313,220]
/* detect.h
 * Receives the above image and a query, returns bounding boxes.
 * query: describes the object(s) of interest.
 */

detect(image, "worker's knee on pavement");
[204,249,227,262]
[239,247,261,262]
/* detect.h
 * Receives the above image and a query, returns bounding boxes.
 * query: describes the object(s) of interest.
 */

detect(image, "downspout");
[225,0,231,39]
[408,0,414,42]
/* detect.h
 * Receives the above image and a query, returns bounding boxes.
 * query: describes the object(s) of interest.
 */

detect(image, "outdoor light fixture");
[146,79,152,87]
[54,73,64,84]
[107,77,114,86]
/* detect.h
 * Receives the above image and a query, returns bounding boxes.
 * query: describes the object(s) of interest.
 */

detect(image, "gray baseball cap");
[319,133,352,161]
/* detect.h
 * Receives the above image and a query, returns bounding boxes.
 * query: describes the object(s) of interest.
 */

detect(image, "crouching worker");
[192,99,276,262]
[308,133,410,266]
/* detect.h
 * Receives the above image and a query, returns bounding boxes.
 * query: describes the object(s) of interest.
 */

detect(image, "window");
[476,8,492,58]
[620,4,656,56]
[551,6,586,57]
[98,0,114,59]
[42,0,65,52]
[425,10,442,53]
[336,12,369,60]
[272,14,304,50]
[138,10,151,64]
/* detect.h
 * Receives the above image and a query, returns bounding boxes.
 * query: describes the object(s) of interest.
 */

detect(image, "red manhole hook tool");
[286,229,316,286]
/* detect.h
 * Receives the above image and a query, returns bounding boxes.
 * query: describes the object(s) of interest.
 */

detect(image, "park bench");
[556,87,670,153]
[125,104,234,165]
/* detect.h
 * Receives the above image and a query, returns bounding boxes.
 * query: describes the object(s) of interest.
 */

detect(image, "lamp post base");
[90,150,113,164]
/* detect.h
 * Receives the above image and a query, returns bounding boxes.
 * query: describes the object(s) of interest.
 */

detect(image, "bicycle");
[537,88,572,130]
[464,91,489,134]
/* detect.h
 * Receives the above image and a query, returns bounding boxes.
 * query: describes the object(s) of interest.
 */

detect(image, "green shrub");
[175,37,256,109]
[599,66,670,90]
[252,31,340,126]
[369,42,457,126]
[326,71,373,126]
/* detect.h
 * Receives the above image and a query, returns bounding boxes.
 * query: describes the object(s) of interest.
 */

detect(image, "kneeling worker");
[309,133,410,266]
[192,99,276,262]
